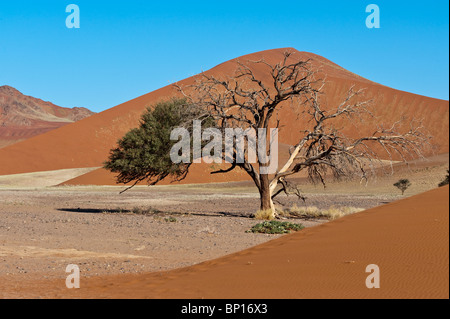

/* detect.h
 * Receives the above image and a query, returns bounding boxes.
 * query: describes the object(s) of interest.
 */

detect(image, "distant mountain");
[0,85,94,148]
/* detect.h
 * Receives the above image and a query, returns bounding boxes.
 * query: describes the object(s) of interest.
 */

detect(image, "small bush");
[131,207,166,215]
[438,170,449,187]
[132,207,146,215]
[394,179,412,195]
[115,207,126,214]
[247,220,304,234]
[164,217,177,223]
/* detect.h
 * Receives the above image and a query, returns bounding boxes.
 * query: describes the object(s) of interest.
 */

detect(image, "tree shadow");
[57,208,127,214]
[56,207,252,218]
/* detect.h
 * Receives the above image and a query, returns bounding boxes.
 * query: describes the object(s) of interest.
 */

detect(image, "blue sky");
[0,0,448,112]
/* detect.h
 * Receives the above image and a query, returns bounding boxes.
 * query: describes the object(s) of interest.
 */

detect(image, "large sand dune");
[0,48,448,186]
[15,185,448,299]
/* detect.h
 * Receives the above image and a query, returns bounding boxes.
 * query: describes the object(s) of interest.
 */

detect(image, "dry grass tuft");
[254,209,276,220]
[283,205,364,220]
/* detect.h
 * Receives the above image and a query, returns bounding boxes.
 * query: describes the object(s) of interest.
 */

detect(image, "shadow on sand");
[56,207,251,218]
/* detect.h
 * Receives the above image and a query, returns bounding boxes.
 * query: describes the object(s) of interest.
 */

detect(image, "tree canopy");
[104,98,213,190]
[394,179,412,195]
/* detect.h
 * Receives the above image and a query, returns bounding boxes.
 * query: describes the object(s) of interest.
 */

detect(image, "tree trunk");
[259,173,276,219]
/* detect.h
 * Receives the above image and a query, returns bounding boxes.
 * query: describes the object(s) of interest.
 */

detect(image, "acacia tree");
[176,51,429,219]
[394,179,412,195]
[104,98,213,192]
[106,51,429,219]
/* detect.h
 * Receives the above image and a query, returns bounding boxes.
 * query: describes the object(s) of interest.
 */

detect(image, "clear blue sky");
[0,0,448,112]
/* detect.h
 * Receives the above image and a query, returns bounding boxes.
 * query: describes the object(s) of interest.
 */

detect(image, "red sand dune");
[0,121,69,149]
[60,161,252,186]
[24,185,449,299]
[0,48,448,186]
[0,85,94,148]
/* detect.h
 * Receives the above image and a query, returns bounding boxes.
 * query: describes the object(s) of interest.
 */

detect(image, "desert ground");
[0,155,448,299]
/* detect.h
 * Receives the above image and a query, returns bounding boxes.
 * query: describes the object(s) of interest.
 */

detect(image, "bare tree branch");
[173,51,430,219]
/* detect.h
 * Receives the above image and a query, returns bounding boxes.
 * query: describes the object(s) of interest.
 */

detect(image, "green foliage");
[438,170,449,187]
[246,220,305,234]
[164,217,177,223]
[103,98,213,186]
[393,179,412,195]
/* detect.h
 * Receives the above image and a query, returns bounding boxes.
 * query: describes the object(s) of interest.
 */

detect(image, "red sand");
[60,163,251,186]
[20,185,449,299]
[0,121,70,149]
[0,48,448,186]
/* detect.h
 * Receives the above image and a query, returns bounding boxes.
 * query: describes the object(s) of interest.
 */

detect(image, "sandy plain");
[0,156,447,298]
